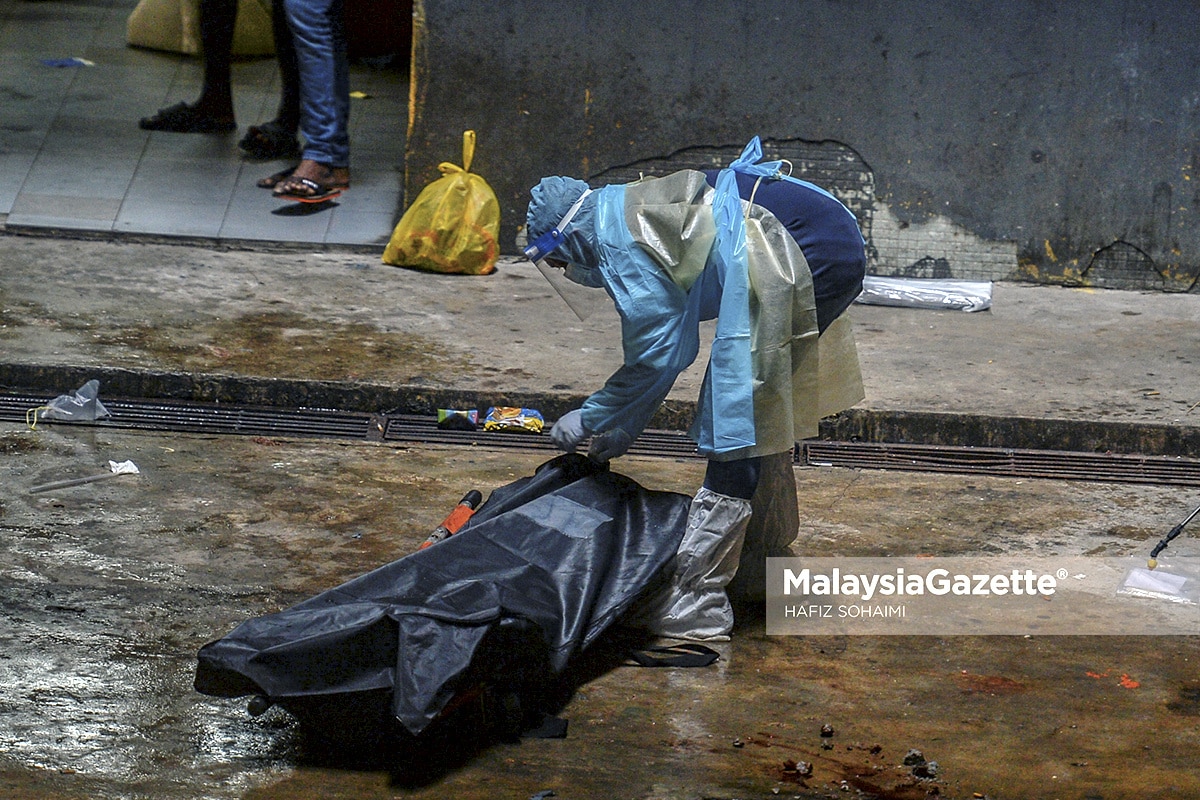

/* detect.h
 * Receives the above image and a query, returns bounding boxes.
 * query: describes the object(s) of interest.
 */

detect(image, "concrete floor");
[3,423,1199,800]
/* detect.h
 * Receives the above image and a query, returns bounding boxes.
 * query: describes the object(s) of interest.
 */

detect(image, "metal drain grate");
[1,393,376,440]
[379,414,702,459]
[5,392,1199,485]
[801,441,1200,487]
[0,392,702,460]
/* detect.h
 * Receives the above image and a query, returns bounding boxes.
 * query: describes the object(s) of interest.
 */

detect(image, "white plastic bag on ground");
[855,276,993,312]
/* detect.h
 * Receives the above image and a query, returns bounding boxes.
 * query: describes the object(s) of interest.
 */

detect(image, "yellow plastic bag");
[383,131,501,275]
[127,0,275,57]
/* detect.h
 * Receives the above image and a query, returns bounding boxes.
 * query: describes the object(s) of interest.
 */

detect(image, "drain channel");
[0,393,702,460]
[3,392,1199,485]
[802,441,1200,487]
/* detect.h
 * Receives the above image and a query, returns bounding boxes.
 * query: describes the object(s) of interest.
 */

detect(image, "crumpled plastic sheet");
[1118,561,1200,605]
[855,276,993,312]
[30,379,111,425]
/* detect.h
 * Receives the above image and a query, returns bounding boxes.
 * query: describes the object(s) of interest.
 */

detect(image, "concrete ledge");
[2,362,1197,459]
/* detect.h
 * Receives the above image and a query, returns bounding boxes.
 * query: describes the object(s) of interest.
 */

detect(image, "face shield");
[524,189,605,320]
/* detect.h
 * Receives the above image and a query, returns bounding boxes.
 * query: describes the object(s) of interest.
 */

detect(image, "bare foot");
[272,160,350,202]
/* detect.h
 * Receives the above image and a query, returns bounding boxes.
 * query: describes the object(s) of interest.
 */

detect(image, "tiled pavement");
[0,0,407,246]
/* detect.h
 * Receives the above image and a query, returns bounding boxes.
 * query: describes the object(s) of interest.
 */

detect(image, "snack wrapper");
[483,407,544,434]
[437,409,479,431]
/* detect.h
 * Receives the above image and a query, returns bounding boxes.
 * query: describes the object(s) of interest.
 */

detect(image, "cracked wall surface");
[590,139,1023,283]
[407,0,1200,292]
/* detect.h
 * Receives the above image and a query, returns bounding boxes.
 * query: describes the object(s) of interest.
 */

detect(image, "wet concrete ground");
[3,423,1199,800]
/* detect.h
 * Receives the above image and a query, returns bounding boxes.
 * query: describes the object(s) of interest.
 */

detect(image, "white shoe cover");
[641,487,753,641]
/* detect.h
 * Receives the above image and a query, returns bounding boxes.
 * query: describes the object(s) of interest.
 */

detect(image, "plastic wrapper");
[437,409,479,431]
[483,407,544,434]
[1117,560,1200,605]
[855,276,993,312]
[28,379,111,426]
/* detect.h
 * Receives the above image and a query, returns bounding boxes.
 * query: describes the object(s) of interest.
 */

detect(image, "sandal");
[139,102,236,134]
[273,163,349,203]
[256,166,296,189]
[239,121,301,160]
[274,175,348,204]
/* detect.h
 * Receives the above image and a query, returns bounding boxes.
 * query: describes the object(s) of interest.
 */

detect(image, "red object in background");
[345,0,412,60]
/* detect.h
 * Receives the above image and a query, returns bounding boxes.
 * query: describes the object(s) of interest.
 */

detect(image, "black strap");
[627,643,721,668]
[523,713,569,739]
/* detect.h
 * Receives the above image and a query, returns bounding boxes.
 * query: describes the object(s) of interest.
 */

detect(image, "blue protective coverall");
[526,138,866,639]
[527,138,865,467]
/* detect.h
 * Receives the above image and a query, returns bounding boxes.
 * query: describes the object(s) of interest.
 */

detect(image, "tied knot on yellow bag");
[383,131,501,275]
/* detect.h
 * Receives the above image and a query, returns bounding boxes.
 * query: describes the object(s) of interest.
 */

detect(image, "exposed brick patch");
[870,201,1018,281]
[590,138,1021,283]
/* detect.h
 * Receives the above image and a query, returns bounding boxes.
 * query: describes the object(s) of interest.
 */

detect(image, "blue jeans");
[283,0,350,167]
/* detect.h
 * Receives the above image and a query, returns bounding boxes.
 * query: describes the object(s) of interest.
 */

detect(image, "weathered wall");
[405,0,1200,291]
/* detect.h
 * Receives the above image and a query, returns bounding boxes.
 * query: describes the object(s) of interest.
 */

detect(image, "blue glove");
[550,409,588,452]
[588,428,633,462]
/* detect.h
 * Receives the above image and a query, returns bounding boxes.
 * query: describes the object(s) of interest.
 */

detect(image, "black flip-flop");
[139,102,236,133]
[275,177,345,204]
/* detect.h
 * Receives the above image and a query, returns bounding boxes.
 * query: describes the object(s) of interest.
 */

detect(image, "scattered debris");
[438,408,479,430]
[27,379,110,428]
[29,459,140,494]
[901,748,941,780]
[1086,669,1142,689]
[40,57,95,67]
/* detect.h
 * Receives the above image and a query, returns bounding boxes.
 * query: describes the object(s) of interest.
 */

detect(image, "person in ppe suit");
[525,137,866,640]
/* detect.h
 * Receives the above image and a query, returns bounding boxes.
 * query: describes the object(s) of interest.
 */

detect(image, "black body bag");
[194,454,690,744]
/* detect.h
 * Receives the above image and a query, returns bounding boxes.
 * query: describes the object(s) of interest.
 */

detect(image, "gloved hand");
[588,428,633,462]
[550,409,588,452]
